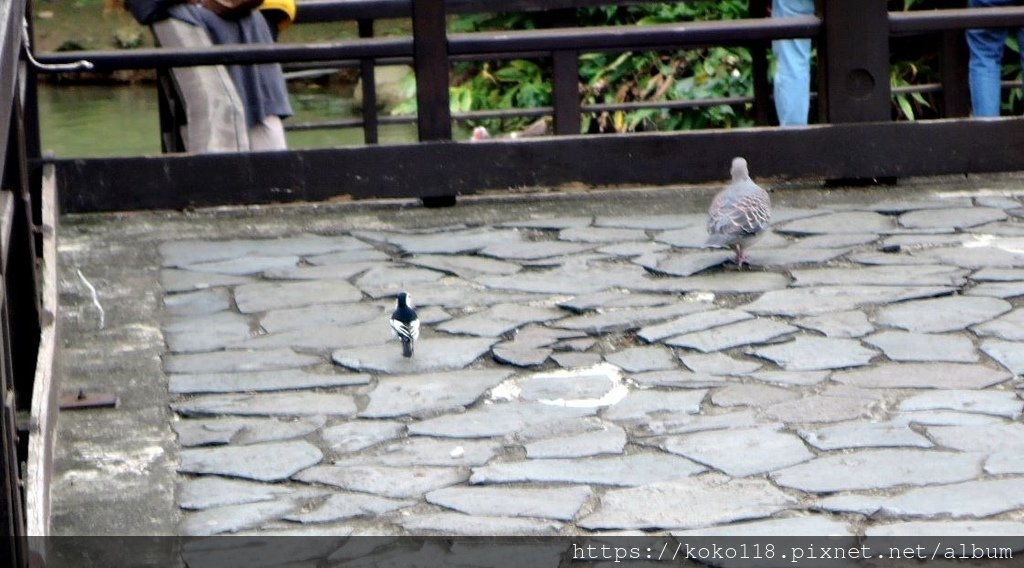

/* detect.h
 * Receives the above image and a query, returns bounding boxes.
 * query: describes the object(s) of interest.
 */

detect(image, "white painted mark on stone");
[76,268,106,329]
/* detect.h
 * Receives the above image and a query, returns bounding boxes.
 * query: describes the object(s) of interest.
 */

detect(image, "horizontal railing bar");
[889,6,1024,33]
[293,0,670,23]
[582,95,755,112]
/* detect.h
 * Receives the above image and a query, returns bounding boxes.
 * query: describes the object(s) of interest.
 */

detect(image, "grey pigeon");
[706,157,772,267]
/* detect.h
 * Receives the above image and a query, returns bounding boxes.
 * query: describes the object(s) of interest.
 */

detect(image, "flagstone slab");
[660,427,813,477]
[160,269,254,293]
[604,346,678,372]
[185,255,300,276]
[172,416,326,447]
[436,303,564,337]
[305,248,387,266]
[762,386,882,423]
[899,390,1023,419]
[179,499,300,537]
[398,513,562,536]
[335,437,501,468]
[479,240,593,260]
[352,228,518,255]
[332,336,498,374]
[642,251,733,276]
[408,402,597,438]
[746,248,849,267]
[475,268,635,295]
[285,493,414,524]
[578,474,796,530]
[555,302,711,334]
[262,262,379,281]
[492,345,552,367]
[360,369,511,418]
[498,216,593,230]
[981,339,1024,374]
[639,410,764,437]
[918,245,1024,269]
[870,197,974,213]
[966,281,1024,298]
[160,234,366,267]
[790,265,967,287]
[236,321,394,351]
[170,369,370,394]
[892,410,1007,427]
[711,384,799,408]
[426,486,593,521]
[668,319,798,353]
[173,392,358,417]
[985,451,1024,474]
[405,254,521,278]
[791,233,879,249]
[557,291,673,313]
[799,421,932,451]
[602,389,707,423]
[899,207,1007,230]
[470,453,706,487]
[874,295,1011,333]
[259,303,382,334]
[629,370,730,389]
[322,420,405,454]
[928,424,1024,453]
[776,211,895,234]
[639,309,753,343]
[559,226,648,243]
[596,214,702,230]
[743,286,955,317]
[825,479,1024,519]
[772,449,982,492]
[165,288,231,317]
[864,331,978,363]
[353,266,446,298]
[295,465,468,499]
[749,336,877,371]
[639,273,791,294]
[597,241,671,257]
[165,311,253,353]
[518,371,618,402]
[524,424,627,458]
[680,352,762,376]
[673,515,856,537]
[865,520,1024,538]
[750,370,830,386]
[178,477,299,510]
[794,310,873,338]
[179,440,323,482]
[235,280,363,313]
[831,363,1011,389]
[973,268,1024,282]
[164,349,320,375]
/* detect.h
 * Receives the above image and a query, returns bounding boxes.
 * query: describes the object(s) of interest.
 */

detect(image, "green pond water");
[37,82,423,158]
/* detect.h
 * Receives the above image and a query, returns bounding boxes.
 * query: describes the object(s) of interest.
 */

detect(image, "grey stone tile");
[660,427,813,476]
[874,295,1011,333]
[745,248,849,268]
[498,216,593,230]
[285,493,414,524]
[179,440,323,482]
[260,303,382,334]
[398,513,562,536]
[899,207,1007,230]
[927,423,1024,453]
[836,479,1024,519]
[437,303,564,337]
[185,255,300,276]
[743,286,956,317]
[476,266,642,295]
[899,389,1023,419]
[353,266,446,298]
[160,269,254,294]
[795,310,873,338]
[847,251,944,266]
[864,331,978,363]
[235,320,397,351]
[305,248,387,266]
[560,226,648,243]
[409,402,597,438]
[470,453,706,487]
[864,520,1024,537]
[170,369,371,394]
[750,370,830,386]
[762,386,882,423]
[775,211,895,235]
[791,233,879,249]
[492,345,551,367]
[164,288,231,317]
[981,339,1024,374]
[966,281,1024,298]
[638,410,764,437]
[335,437,501,468]
[667,319,798,353]
[332,336,498,374]
[555,302,711,334]
[790,265,967,287]
[353,228,518,255]
[602,389,707,423]
[918,245,1024,269]
[405,254,521,278]
[673,515,856,537]
[640,251,732,276]
[639,309,753,343]
[832,363,1011,389]
[519,370,617,402]
[596,214,702,230]
[551,352,604,368]
[164,349,320,375]
[680,352,762,376]
[869,197,974,213]
[360,369,511,419]
[879,233,973,249]
[711,384,799,408]
[597,241,671,257]
[235,280,363,313]
[636,272,791,294]
[972,268,1024,282]
[771,449,982,492]
[578,474,796,530]
[173,392,357,417]
[173,416,326,447]
[557,291,673,313]
[799,421,932,450]
[604,346,678,372]
[262,262,378,281]
[160,234,365,267]
[165,311,253,354]
[322,420,405,454]
[426,486,593,521]
[630,370,730,389]
[295,465,467,499]
[479,240,593,260]
[985,451,1024,474]
[748,336,877,371]
[178,477,297,510]
[524,423,627,458]
[179,499,299,536]
[891,410,1007,427]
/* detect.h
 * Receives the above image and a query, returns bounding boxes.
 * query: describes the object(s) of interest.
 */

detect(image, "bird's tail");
[402,339,414,358]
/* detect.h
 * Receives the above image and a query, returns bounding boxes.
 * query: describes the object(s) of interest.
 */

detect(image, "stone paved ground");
[52,178,1024,544]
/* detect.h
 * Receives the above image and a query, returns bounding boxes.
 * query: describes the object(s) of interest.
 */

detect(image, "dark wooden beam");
[411,0,451,142]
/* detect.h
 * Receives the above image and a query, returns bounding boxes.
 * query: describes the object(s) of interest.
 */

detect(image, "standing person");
[771,0,815,126]
[966,0,1024,117]
[128,0,293,150]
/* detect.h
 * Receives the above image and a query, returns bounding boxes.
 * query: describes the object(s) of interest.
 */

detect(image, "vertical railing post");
[411,0,451,142]
[358,19,380,144]
[937,0,970,117]
[542,8,580,135]
[749,0,773,125]
[817,0,890,123]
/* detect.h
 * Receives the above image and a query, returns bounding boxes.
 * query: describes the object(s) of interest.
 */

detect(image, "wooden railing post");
[749,0,773,125]
[411,0,451,142]
[358,19,380,144]
[818,0,891,123]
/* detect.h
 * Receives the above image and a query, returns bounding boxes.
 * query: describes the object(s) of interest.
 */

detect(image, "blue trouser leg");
[966,0,1021,116]
[772,0,815,125]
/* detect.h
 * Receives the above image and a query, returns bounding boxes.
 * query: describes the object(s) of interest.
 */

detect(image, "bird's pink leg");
[734,247,748,268]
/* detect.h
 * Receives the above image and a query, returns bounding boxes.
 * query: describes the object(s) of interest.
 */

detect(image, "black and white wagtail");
[389,292,419,358]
